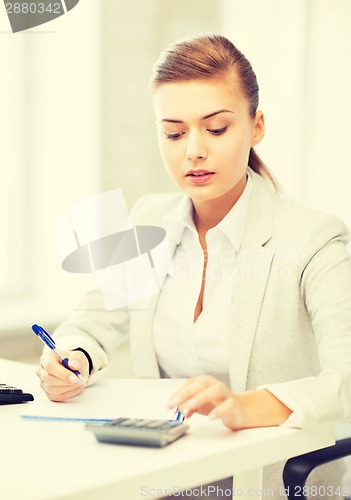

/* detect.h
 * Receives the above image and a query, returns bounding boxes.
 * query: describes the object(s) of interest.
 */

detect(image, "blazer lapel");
[228,170,275,392]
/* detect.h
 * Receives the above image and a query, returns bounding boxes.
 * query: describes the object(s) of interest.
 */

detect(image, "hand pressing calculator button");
[86,417,189,447]
[0,384,34,405]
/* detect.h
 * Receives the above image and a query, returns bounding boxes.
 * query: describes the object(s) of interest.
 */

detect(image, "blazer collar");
[242,167,275,248]
[161,167,275,251]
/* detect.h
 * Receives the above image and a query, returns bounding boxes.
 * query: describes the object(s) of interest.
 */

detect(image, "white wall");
[100,0,222,208]
[0,1,101,333]
[304,0,351,222]
[221,0,351,227]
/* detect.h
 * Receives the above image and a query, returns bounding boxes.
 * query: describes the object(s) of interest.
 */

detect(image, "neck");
[192,173,247,234]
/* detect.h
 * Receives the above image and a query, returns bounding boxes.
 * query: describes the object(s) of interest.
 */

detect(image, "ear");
[251,110,265,147]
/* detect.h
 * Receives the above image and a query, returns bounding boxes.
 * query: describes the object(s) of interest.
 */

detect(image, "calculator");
[0,384,34,405]
[86,417,189,447]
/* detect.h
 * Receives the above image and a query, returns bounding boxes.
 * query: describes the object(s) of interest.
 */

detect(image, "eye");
[207,126,228,136]
[164,131,185,140]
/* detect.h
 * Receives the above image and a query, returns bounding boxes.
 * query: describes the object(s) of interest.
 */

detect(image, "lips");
[185,169,215,185]
[186,169,215,177]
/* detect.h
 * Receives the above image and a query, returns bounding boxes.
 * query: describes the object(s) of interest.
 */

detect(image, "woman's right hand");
[36,350,89,401]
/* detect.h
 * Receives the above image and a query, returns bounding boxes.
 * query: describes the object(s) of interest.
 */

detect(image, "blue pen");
[31,324,85,383]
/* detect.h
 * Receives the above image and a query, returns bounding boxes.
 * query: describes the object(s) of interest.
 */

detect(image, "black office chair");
[283,437,351,499]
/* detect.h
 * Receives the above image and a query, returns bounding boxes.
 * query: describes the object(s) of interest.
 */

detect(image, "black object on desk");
[0,383,34,405]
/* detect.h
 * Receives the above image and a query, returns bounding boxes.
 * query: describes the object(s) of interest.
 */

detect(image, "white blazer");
[55,168,351,429]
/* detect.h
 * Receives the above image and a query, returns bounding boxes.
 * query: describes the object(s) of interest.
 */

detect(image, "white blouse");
[153,173,253,387]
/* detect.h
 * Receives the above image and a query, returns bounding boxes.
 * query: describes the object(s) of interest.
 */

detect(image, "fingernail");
[69,375,81,384]
[69,360,80,369]
[167,397,181,408]
[182,408,189,417]
[208,410,217,420]
[185,398,197,410]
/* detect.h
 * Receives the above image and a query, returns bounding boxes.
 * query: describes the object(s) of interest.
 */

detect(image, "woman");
[36,35,351,498]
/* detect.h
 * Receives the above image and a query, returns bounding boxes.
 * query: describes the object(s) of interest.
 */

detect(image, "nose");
[186,131,207,161]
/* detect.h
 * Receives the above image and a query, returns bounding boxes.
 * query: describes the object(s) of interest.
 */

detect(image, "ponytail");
[249,148,277,191]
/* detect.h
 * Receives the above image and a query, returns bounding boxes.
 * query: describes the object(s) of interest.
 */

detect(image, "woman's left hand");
[167,375,246,430]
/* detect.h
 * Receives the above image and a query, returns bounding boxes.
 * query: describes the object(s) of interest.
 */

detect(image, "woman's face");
[153,77,264,203]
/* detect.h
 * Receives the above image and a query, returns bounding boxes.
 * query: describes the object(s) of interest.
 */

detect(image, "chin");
[184,187,222,202]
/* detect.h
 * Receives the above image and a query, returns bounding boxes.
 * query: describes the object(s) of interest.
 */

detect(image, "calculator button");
[117,419,141,427]
[144,420,168,429]
[109,418,129,426]
[158,422,181,430]
[0,385,22,392]
[130,420,151,428]
[0,388,22,394]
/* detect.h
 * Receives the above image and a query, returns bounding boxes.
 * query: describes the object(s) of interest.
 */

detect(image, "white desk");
[0,359,335,500]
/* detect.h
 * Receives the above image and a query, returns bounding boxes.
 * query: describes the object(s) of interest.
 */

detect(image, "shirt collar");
[175,170,253,251]
[175,196,195,245]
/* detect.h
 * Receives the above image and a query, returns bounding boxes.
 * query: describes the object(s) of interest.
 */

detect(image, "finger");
[209,397,245,430]
[37,367,82,388]
[66,352,90,380]
[41,352,86,386]
[39,379,85,396]
[40,351,71,381]
[43,383,86,402]
[38,370,87,396]
[176,378,228,410]
[36,365,63,386]
[180,383,230,416]
[37,363,84,390]
[167,375,217,408]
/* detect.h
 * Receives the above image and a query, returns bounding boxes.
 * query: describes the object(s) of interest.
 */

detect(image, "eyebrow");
[160,109,234,123]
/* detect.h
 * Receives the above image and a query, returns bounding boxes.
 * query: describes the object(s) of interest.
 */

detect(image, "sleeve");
[259,219,351,428]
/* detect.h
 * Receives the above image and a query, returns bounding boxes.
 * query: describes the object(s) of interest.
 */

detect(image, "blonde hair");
[151,34,277,189]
